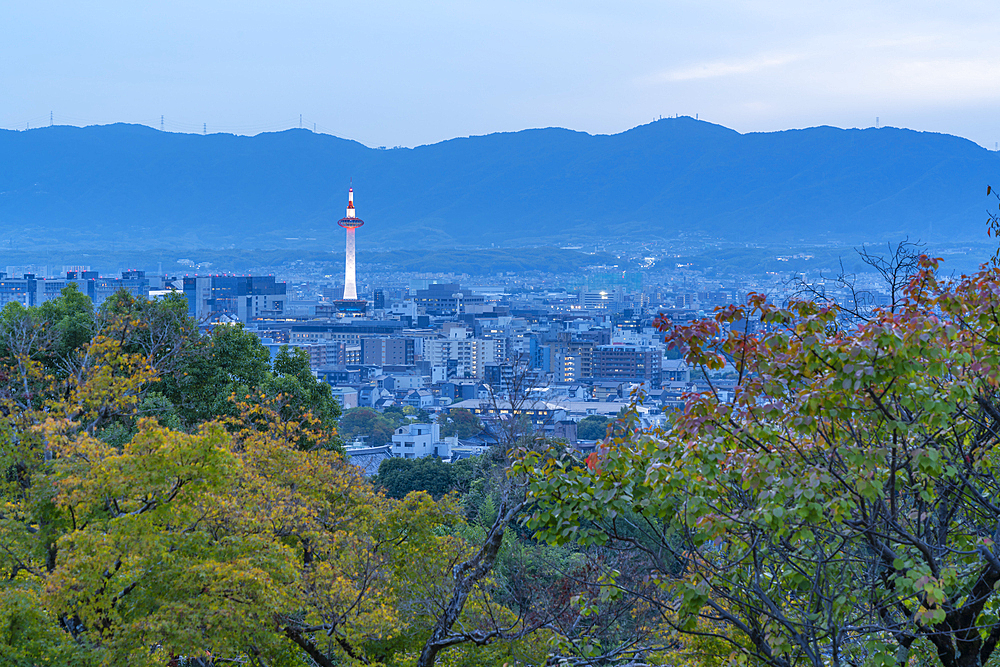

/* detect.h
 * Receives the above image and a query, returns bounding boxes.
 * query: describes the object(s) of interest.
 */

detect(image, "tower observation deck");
[335,187,367,315]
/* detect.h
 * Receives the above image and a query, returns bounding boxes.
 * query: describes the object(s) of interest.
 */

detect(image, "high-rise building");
[182,275,285,322]
[361,336,415,366]
[591,344,662,386]
[2,271,151,309]
[335,188,367,316]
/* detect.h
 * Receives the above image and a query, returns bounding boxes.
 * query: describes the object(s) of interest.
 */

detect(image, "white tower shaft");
[344,227,358,300]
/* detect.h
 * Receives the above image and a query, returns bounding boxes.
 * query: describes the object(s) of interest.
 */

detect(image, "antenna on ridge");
[203,123,206,135]
[299,114,302,128]
[50,111,52,126]
[161,115,164,131]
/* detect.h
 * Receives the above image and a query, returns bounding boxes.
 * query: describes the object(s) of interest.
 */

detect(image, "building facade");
[183,275,286,322]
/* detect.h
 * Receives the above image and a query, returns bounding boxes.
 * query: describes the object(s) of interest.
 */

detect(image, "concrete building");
[362,337,416,366]
[424,337,505,379]
[183,275,286,322]
[413,283,486,316]
[0,271,151,309]
[329,387,359,410]
[391,423,445,458]
[288,321,405,344]
[325,341,362,366]
[0,276,35,307]
[591,344,662,387]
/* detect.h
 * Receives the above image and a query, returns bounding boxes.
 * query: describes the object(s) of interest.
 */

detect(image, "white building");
[424,337,506,379]
[391,423,456,459]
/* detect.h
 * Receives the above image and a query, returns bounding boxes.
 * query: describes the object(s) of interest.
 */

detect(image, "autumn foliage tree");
[521,258,1000,667]
[0,288,550,667]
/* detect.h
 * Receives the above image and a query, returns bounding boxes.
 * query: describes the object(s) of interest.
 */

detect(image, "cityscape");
[7,1,1000,665]
[0,184,929,468]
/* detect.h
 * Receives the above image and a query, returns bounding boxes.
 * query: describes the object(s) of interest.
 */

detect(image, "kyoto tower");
[335,187,367,315]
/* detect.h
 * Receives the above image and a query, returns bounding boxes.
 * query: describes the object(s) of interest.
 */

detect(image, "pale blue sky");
[4,0,1000,147]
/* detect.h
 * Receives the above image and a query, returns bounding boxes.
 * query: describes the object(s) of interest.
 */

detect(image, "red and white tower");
[336,187,367,314]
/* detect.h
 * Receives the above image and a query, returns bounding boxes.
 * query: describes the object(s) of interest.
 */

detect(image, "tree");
[576,415,609,440]
[440,408,483,439]
[375,455,475,500]
[789,238,923,325]
[0,284,95,381]
[382,404,407,427]
[0,289,622,666]
[414,356,559,667]
[266,344,341,442]
[987,184,1000,265]
[166,323,271,424]
[339,407,397,446]
[0,337,477,666]
[520,257,1000,667]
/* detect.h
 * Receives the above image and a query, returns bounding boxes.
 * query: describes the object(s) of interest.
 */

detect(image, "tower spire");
[336,185,367,315]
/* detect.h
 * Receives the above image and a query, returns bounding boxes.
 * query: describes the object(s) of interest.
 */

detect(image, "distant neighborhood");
[0,260,901,471]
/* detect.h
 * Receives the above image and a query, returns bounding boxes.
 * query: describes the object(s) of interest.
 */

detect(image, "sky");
[3,0,1000,149]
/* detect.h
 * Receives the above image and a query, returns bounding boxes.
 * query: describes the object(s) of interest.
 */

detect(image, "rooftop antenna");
[49,111,52,126]
[203,123,206,135]
[876,117,880,128]
[161,115,164,131]
[313,122,316,132]
[299,114,302,128]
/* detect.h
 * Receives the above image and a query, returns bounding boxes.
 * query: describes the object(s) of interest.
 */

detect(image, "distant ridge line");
[0,118,997,251]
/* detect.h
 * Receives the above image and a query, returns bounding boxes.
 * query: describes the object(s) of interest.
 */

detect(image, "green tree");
[375,456,476,500]
[439,408,482,439]
[166,323,271,424]
[266,345,341,439]
[576,414,609,440]
[382,404,407,428]
[0,284,95,375]
[339,407,398,446]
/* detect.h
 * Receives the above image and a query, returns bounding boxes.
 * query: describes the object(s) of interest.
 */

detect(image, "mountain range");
[1,118,997,252]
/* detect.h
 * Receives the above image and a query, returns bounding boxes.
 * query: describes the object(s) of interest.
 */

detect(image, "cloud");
[648,53,803,83]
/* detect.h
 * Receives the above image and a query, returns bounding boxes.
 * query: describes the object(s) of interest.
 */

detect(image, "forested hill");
[1,118,997,251]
